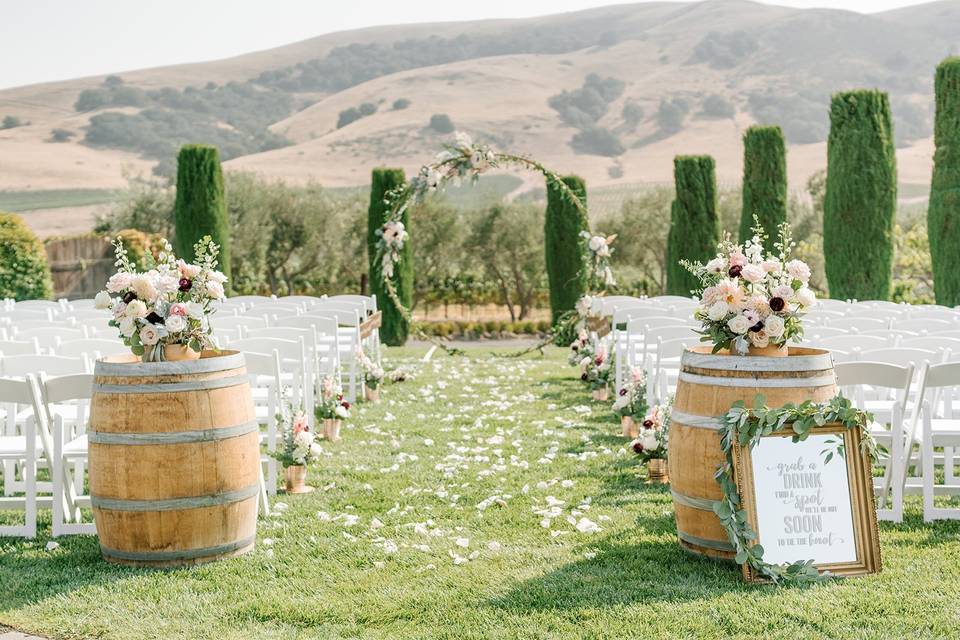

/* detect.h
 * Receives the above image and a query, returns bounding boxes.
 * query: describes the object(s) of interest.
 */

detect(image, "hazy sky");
[0,0,937,89]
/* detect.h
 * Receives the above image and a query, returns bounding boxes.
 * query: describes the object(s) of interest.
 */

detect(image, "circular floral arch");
[374,132,616,355]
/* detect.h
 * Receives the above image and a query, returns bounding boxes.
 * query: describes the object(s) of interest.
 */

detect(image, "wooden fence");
[45,235,114,300]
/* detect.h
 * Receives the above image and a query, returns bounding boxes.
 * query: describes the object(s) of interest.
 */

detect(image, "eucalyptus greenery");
[714,394,877,584]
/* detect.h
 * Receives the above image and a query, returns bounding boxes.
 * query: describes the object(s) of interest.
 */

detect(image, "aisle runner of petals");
[256,353,632,571]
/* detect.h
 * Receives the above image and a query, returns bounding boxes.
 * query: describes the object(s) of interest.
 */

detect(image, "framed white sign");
[733,425,881,581]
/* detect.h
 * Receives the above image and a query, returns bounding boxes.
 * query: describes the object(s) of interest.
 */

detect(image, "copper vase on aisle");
[324,419,341,442]
[647,458,669,484]
[592,387,609,402]
[621,415,638,438]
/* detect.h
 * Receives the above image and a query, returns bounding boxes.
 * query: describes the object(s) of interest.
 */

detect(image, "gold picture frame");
[732,423,882,582]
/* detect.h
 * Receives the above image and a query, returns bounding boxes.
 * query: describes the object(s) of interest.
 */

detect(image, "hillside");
[1,0,957,213]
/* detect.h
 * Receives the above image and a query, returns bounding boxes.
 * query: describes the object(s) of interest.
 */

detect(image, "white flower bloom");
[750,330,770,348]
[164,314,186,333]
[139,324,161,346]
[727,314,750,335]
[118,317,136,338]
[786,259,812,283]
[765,314,786,338]
[707,300,730,321]
[796,287,817,308]
[125,299,147,318]
[94,291,113,309]
[185,301,205,319]
[131,274,158,301]
[206,280,225,300]
[705,257,726,274]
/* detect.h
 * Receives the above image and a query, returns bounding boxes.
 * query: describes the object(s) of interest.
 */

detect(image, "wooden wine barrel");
[668,346,836,560]
[88,350,259,568]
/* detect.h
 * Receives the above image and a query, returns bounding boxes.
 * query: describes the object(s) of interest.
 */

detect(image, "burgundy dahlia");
[581,373,588,381]
[749,321,764,333]
[642,419,653,428]
[728,265,743,278]
[619,388,628,396]
[769,296,786,312]
[145,312,163,324]
[632,441,644,454]
[122,291,137,304]
[342,401,351,410]
[178,278,192,292]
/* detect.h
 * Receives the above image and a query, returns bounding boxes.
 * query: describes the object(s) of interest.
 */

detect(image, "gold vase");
[284,465,313,494]
[748,343,789,357]
[592,387,610,402]
[143,343,202,363]
[324,418,341,442]
[621,415,638,439]
[647,458,669,484]
[364,386,380,403]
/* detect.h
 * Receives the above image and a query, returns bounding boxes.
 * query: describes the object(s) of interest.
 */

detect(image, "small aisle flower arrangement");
[579,340,612,401]
[315,377,351,441]
[358,349,385,403]
[613,367,648,438]
[630,401,671,484]
[95,235,227,362]
[271,400,321,494]
[682,222,815,356]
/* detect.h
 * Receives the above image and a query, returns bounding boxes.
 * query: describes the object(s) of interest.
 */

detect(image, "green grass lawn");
[0,189,120,212]
[3,346,960,639]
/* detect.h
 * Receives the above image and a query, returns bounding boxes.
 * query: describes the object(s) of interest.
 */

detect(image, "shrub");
[570,127,624,157]
[358,102,378,116]
[392,98,411,110]
[622,100,644,127]
[173,144,231,288]
[1,115,22,130]
[700,94,735,119]
[49,128,75,142]
[824,90,897,300]
[368,168,411,346]
[929,57,960,306]
[548,74,625,129]
[0,212,53,300]
[337,107,363,129]
[656,98,688,135]
[740,125,787,249]
[666,156,720,296]
[429,114,455,133]
[544,175,589,327]
[74,88,110,112]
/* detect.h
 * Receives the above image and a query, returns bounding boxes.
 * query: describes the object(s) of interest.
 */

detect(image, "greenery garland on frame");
[373,132,615,355]
[714,394,878,585]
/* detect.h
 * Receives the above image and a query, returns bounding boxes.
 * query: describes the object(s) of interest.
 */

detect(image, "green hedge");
[368,168,411,346]
[739,125,787,249]
[0,212,53,300]
[929,57,960,306]
[824,90,897,300]
[666,155,720,296]
[544,175,589,326]
[173,144,231,288]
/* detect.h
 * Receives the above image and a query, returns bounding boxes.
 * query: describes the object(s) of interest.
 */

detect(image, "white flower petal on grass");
[374,561,386,569]
[262,538,274,546]
[455,537,469,548]
[572,405,592,415]
[384,413,396,422]
[317,511,332,522]
[575,517,601,534]
[584,551,597,560]
[370,518,384,530]
[487,541,502,552]
[468,551,480,560]
[45,541,60,552]
[561,480,574,488]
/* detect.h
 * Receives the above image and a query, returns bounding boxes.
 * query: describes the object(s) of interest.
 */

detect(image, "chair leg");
[25,421,37,538]
[922,419,936,522]
[53,422,64,536]
[258,467,271,517]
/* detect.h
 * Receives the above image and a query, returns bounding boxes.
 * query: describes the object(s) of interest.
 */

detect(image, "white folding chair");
[0,375,43,537]
[807,327,850,340]
[836,317,890,333]
[835,361,913,522]
[653,336,700,403]
[1,354,90,378]
[858,347,943,368]
[894,318,956,333]
[902,336,960,353]
[0,338,41,357]
[57,338,127,362]
[44,373,95,536]
[229,337,312,422]
[813,335,890,353]
[242,350,282,512]
[305,307,362,402]
[273,315,341,379]
[13,327,87,350]
[912,362,960,520]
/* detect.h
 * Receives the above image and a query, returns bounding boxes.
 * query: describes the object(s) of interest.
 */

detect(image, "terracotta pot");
[647,458,669,484]
[592,387,610,402]
[324,418,341,442]
[143,344,202,363]
[621,415,638,439]
[364,386,380,403]
[284,465,313,494]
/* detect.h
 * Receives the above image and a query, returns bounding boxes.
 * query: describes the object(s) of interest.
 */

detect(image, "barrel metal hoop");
[99,534,256,563]
[87,420,258,445]
[94,351,245,377]
[668,410,724,431]
[92,371,248,395]
[677,530,736,552]
[682,350,833,372]
[671,489,722,511]
[678,371,836,388]
[91,483,259,512]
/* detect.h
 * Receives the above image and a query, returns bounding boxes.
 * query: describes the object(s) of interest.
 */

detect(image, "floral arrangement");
[630,401,671,462]
[270,401,321,467]
[315,377,351,422]
[580,232,617,288]
[579,340,612,391]
[95,235,226,361]
[358,350,385,390]
[613,367,649,419]
[681,222,815,355]
[716,394,876,584]
[567,328,594,367]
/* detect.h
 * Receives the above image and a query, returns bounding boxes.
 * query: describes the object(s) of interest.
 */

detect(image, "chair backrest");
[274,315,340,338]
[857,347,939,368]
[657,336,700,362]
[228,337,305,365]
[893,317,955,332]
[227,295,276,306]
[243,349,283,380]
[834,317,890,332]
[327,295,377,313]
[42,373,94,430]
[592,296,639,317]
[0,374,44,410]
[928,329,960,339]
[14,326,86,344]
[914,361,960,421]
[65,298,98,310]
[901,336,960,352]
[645,325,698,348]
[812,335,889,353]
[807,327,849,339]
[304,309,360,327]
[57,338,127,359]
[835,361,914,416]
[246,327,316,351]
[214,316,268,332]
[0,354,89,377]
[625,316,679,334]
[908,307,958,322]
[313,301,365,316]
[858,329,919,342]
[0,338,41,356]
[612,304,674,325]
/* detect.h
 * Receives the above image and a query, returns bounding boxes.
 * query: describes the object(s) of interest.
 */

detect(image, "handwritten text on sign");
[750,434,857,566]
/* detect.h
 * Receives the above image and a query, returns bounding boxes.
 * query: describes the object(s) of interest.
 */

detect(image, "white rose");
[588,236,605,252]
[207,270,228,284]
[772,284,794,300]
[131,274,158,301]
[139,324,160,346]
[764,314,786,338]
[185,301,205,319]
[741,264,766,284]
[106,272,134,293]
[335,405,350,419]
[786,260,812,283]
[206,280,225,300]
[165,314,186,333]
[796,287,817,308]
[727,315,750,335]
[94,291,113,310]
[707,300,730,321]
[750,330,770,348]
[125,299,147,318]
[761,259,782,274]
[118,317,136,338]
[642,433,659,451]
[705,257,726,274]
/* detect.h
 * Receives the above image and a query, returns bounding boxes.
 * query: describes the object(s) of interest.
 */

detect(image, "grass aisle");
[2,346,960,639]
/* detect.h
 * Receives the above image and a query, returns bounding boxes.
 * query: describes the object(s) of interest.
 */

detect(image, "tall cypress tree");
[739,125,787,250]
[929,57,960,306]
[368,168,411,346]
[173,144,230,287]
[544,175,589,325]
[823,90,897,300]
[666,155,720,296]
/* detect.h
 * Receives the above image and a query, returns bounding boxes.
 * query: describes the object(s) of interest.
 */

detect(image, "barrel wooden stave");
[89,350,259,568]
[669,346,837,560]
